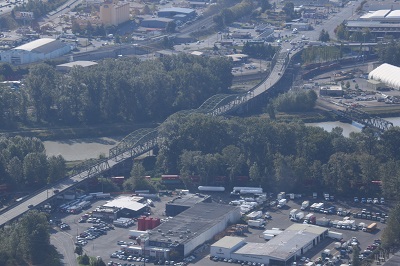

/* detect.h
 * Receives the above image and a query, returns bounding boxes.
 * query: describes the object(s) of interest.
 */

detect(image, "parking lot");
[49,191,391,266]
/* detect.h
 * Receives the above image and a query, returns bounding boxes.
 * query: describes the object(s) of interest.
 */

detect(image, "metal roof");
[386,10,400,18]
[234,224,328,261]
[211,236,245,249]
[149,203,239,245]
[158,7,195,14]
[369,9,391,18]
[103,196,146,211]
[14,38,68,54]
[346,20,400,28]
[369,63,400,90]
[166,193,209,207]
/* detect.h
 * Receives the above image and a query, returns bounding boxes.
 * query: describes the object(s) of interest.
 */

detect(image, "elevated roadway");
[0,2,359,227]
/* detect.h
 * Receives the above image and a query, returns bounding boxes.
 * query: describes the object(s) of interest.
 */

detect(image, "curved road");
[0,2,357,228]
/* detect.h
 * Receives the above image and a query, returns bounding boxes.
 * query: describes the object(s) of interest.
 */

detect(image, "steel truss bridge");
[332,107,393,132]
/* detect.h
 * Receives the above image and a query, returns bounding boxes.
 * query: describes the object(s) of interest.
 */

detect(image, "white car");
[373,198,379,204]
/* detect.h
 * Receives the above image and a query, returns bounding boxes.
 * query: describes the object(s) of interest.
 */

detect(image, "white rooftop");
[15,38,56,51]
[103,196,145,211]
[369,9,391,18]
[211,236,245,249]
[386,10,400,18]
[57,61,98,68]
[369,63,400,90]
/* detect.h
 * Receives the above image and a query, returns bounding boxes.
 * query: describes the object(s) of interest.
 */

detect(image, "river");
[43,118,400,161]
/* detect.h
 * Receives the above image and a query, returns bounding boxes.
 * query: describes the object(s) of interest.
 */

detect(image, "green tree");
[78,254,90,265]
[165,21,176,33]
[47,155,66,183]
[381,203,400,248]
[23,152,48,186]
[318,29,330,42]
[25,64,57,122]
[352,246,361,266]
[74,245,83,256]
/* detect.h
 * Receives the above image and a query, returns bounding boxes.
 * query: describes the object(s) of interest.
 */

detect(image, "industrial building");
[92,196,147,220]
[345,20,400,36]
[100,0,130,26]
[56,60,98,72]
[368,63,400,90]
[147,202,241,258]
[140,17,174,29]
[157,7,196,20]
[0,38,71,65]
[360,9,400,23]
[319,85,344,97]
[210,224,328,265]
[165,193,211,216]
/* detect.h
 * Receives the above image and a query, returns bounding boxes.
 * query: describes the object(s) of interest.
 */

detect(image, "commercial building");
[56,60,98,72]
[157,7,196,20]
[92,195,147,220]
[345,20,400,36]
[147,202,241,258]
[0,38,71,65]
[140,17,174,29]
[210,236,246,259]
[100,0,130,26]
[368,63,400,90]
[211,224,328,265]
[165,193,211,216]
[360,9,400,23]
[319,85,344,97]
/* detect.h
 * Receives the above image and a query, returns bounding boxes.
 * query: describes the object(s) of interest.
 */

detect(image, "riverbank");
[0,122,159,141]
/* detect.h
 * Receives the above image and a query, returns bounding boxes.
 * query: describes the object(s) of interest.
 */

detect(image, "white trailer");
[295,211,305,220]
[248,219,265,228]
[328,231,343,240]
[263,234,275,240]
[301,200,310,210]
[246,211,263,219]
[129,230,148,238]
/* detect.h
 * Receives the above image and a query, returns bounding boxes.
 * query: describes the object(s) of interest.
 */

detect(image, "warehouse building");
[157,7,196,20]
[92,195,147,220]
[165,193,211,216]
[147,202,241,258]
[345,20,400,36]
[140,17,174,29]
[0,38,71,65]
[211,224,328,265]
[368,63,400,90]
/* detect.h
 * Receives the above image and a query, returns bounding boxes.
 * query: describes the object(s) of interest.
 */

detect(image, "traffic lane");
[51,229,78,266]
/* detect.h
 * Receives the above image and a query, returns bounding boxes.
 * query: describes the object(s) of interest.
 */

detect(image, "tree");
[78,254,90,265]
[23,152,48,186]
[47,155,66,183]
[318,29,330,42]
[282,2,295,20]
[25,64,57,122]
[90,257,106,266]
[165,21,176,33]
[74,246,83,256]
[381,203,400,248]
[352,246,361,266]
[71,20,81,34]
[260,0,271,12]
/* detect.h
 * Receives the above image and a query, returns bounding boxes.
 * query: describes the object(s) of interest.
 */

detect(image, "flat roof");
[158,7,195,14]
[103,196,146,211]
[14,38,68,54]
[386,10,400,18]
[57,61,98,68]
[369,9,391,18]
[149,203,239,245]
[346,20,400,28]
[211,236,245,249]
[234,224,328,261]
[166,193,209,207]
[142,17,174,23]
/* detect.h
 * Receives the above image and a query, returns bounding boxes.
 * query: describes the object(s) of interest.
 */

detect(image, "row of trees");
[301,46,342,64]
[376,39,400,67]
[22,54,232,126]
[0,136,66,189]
[334,22,372,42]
[156,113,400,198]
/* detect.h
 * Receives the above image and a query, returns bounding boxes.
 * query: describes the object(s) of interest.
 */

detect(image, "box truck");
[301,200,310,210]
[263,234,275,240]
[277,199,287,208]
